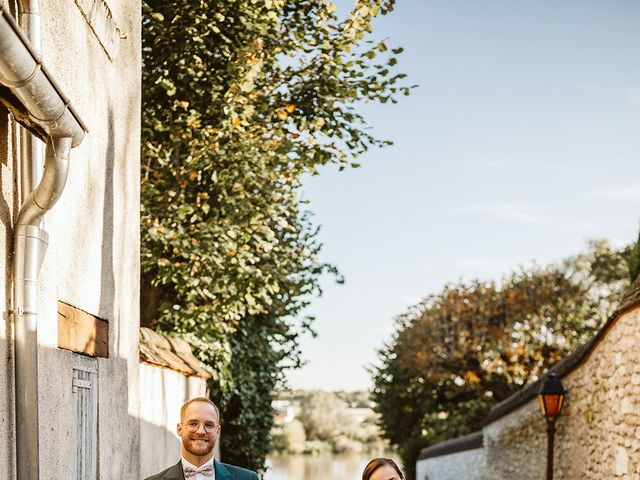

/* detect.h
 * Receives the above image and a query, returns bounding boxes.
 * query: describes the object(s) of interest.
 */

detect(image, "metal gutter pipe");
[18,0,43,200]
[0,5,87,480]
[17,137,72,226]
[0,7,86,144]
[17,0,41,52]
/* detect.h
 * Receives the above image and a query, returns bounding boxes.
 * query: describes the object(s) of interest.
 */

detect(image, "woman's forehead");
[370,465,401,480]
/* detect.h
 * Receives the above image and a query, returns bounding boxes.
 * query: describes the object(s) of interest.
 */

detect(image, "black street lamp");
[538,373,566,480]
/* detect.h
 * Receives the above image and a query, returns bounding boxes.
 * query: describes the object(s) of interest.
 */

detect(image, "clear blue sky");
[286,0,640,391]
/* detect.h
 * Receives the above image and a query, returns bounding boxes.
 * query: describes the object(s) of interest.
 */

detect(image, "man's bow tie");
[184,464,214,478]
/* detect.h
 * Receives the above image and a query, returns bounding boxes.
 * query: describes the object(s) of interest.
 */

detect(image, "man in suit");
[144,397,259,480]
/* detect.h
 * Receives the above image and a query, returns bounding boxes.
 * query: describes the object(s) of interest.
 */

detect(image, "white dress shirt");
[181,456,216,480]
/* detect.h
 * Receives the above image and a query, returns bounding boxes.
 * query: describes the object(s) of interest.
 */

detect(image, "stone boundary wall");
[416,431,484,480]
[483,305,640,479]
[416,287,640,480]
[417,447,486,480]
[481,397,546,479]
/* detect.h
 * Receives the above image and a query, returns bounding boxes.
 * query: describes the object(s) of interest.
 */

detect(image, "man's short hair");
[180,397,220,422]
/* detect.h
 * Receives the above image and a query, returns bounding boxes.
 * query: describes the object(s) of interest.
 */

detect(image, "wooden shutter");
[72,355,98,480]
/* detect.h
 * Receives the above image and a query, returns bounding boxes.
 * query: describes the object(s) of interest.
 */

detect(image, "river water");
[264,453,400,480]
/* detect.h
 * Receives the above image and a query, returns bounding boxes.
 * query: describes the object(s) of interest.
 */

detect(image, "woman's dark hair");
[362,458,404,480]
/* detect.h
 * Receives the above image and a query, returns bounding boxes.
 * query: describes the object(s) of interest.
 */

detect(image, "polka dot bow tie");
[184,464,214,478]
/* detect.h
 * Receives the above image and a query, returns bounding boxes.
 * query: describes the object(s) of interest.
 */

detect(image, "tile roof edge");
[139,327,213,379]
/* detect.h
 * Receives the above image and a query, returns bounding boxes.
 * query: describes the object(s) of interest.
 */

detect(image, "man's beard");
[184,436,214,456]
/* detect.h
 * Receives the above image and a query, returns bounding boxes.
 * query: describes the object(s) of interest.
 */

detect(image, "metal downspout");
[17,0,41,53]
[14,2,44,479]
[14,137,71,480]
[18,0,44,201]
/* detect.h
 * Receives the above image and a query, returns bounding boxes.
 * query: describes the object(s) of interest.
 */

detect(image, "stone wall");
[481,399,546,479]
[417,448,486,480]
[416,299,640,480]
[482,305,640,479]
[554,305,640,478]
[0,1,140,478]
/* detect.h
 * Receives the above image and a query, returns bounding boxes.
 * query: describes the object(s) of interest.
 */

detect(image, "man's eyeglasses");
[183,421,219,433]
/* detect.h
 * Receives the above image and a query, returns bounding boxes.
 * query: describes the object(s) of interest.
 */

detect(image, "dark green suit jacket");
[144,459,259,480]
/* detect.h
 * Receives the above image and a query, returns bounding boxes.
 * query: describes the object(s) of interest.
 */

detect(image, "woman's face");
[369,465,402,480]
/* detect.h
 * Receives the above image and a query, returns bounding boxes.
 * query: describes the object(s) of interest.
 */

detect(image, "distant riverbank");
[265,452,401,480]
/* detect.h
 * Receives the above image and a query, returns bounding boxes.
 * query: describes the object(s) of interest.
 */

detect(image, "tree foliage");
[627,229,640,282]
[271,390,384,455]
[297,391,353,443]
[371,241,632,480]
[141,0,409,472]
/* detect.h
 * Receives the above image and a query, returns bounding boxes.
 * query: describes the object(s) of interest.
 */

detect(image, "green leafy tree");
[141,0,410,471]
[297,391,355,444]
[627,230,640,282]
[563,239,633,310]
[272,418,306,454]
[271,390,385,454]
[371,241,631,480]
[370,350,433,480]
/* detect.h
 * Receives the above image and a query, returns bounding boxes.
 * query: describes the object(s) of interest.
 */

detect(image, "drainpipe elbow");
[16,136,72,227]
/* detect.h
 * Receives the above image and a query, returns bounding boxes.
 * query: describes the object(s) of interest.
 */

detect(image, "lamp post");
[538,373,566,480]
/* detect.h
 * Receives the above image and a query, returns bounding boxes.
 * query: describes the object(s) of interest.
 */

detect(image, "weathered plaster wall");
[0,0,140,479]
[416,448,486,480]
[482,306,640,479]
[0,105,18,479]
[139,364,209,479]
[1,6,17,476]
